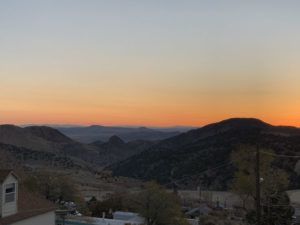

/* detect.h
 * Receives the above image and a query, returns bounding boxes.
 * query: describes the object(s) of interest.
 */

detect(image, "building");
[287,190,300,224]
[113,211,144,224]
[0,170,56,225]
[57,215,145,225]
[56,211,145,225]
[0,170,18,218]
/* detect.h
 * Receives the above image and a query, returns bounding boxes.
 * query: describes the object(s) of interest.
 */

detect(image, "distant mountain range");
[2,118,300,191]
[56,125,189,143]
[110,118,300,189]
[0,124,154,171]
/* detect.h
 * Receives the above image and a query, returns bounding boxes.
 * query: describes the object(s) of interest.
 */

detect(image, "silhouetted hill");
[57,125,183,143]
[91,137,154,166]
[110,118,300,190]
[107,135,125,146]
[0,125,101,167]
[0,125,156,170]
[0,125,73,151]
[24,126,74,143]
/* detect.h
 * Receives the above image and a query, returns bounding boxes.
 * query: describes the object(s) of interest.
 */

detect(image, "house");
[0,170,56,225]
[0,170,18,218]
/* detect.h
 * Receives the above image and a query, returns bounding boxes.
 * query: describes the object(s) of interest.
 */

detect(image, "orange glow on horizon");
[1,108,300,128]
[1,2,300,128]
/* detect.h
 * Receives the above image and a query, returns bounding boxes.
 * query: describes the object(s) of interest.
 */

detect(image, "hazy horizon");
[1,117,299,129]
[1,1,300,126]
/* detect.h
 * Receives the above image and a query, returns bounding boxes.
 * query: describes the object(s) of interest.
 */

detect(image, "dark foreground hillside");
[111,118,300,190]
[2,119,300,191]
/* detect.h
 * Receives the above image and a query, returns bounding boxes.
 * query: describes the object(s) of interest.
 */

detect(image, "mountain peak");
[203,118,270,131]
[88,125,104,128]
[24,126,73,143]
[217,118,269,126]
[0,124,22,130]
[108,135,125,145]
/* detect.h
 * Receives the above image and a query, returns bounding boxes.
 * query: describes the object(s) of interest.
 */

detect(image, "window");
[5,183,16,203]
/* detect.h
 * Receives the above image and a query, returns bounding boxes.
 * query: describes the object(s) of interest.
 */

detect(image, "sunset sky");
[1,1,300,127]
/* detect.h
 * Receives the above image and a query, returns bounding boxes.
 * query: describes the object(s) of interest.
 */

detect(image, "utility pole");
[256,145,261,225]
[197,185,202,202]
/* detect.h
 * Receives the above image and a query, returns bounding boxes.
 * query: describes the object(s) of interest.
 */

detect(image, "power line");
[260,151,300,159]
[202,161,234,173]
[261,203,292,208]
[167,161,233,185]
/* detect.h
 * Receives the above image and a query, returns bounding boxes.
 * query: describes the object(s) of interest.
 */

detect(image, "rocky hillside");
[110,118,300,189]
[0,143,90,171]
[0,125,101,164]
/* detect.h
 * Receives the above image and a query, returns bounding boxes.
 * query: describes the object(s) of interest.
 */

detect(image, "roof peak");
[0,170,18,183]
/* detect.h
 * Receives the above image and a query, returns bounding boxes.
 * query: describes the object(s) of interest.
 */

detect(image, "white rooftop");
[113,211,144,223]
[65,214,144,225]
